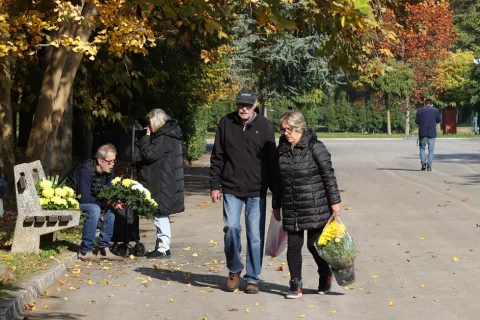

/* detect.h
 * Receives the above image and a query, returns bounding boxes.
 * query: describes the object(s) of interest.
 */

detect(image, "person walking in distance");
[210,88,279,294]
[415,99,441,171]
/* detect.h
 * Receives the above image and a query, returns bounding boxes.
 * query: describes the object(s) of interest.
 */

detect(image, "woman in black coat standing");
[272,111,342,299]
[138,109,185,258]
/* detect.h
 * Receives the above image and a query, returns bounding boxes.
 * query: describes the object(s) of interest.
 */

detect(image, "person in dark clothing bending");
[272,111,342,299]
[415,99,441,171]
[76,144,124,261]
[138,109,185,259]
[210,88,280,294]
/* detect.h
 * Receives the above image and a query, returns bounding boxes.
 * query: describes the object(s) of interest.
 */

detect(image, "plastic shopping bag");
[265,212,288,257]
[315,214,356,286]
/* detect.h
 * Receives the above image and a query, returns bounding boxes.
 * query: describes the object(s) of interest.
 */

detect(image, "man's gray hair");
[147,109,171,132]
[279,110,307,133]
[95,143,117,159]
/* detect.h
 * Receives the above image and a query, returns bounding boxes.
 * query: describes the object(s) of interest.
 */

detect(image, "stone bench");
[11,161,80,253]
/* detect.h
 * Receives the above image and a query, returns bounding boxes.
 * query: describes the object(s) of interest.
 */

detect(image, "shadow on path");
[134,267,344,297]
[376,168,420,172]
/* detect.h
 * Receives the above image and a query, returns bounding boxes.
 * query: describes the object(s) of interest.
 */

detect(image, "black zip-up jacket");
[274,129,341,232]
[210,112,280,208]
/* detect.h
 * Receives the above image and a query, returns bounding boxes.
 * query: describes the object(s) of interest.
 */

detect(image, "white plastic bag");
[265,212,288,257]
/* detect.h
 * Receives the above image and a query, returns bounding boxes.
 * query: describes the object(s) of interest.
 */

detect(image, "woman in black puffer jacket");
[272,111,342,299]
[138,109,185,259]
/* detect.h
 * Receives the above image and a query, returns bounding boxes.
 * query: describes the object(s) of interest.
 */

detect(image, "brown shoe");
[77,251,100,262]
[225,271,241,292]
[98,247,124,261]
[245,282,259,294]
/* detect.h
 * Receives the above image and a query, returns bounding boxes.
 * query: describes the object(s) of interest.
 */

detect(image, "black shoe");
[318,270,333,295]
[421,164,426,171]
[285,278,303,299]
[145,250,171,259]
[427,165,432,171]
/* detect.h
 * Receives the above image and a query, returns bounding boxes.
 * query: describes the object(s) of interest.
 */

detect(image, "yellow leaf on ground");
[193,253,199,257]
[344,286,350,290]
[44,306,48,309]
[146,304,150,307]
[420,284,425,288]
[245,308,250,313]
[453,256,459,262]
[103,280,109,285]
[299,315,307,318]
[71,268,81,274]
[103,266,109,270]
[388,301,394,306]
[170,298,175,302]
[420,236,425,240]
[254,302,259,306]
[329,310,336,314]
[129,255,136,260]
[309,305,316,308]
[276,266,284,271]
[183,247,191,251]
[371,275,378,279]
[64,297,68,300]
[229,308,239,311]
[209,239,215,244]
[88,280,94,285]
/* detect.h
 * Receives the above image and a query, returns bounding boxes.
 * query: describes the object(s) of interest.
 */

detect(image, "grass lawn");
[0,196,82,296]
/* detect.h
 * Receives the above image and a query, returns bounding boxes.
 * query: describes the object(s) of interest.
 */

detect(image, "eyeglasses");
[102,158,117,165]
[280,127,295,135]
[236,103,254,109]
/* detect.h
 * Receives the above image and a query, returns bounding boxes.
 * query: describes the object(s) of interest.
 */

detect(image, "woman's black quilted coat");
[277,129,341,232]
[138,119,185,215]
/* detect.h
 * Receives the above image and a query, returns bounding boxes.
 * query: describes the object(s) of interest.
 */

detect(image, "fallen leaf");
[88,280,94,285]
[434,299,440,302]
[44,306,48,309]
[420,236,425,240]
[198,203,210,207]
[209,239,215,244]
[90,300,96,304]
[146,304,150,307]
[142,234,148,238]
[103,266,110,270]
[299,315,307,318]
[431,254,437,258]
[344,285,350,290]
[388,301,394,306]
[309,305,316,308]
[329,310,336,314]
[245,308,251,313]
[183,247,191,251]
[462,197,469,202]
[254,302,259,306]
[229,308,239,312]
[438,204,448,207]
[71,268,81,274]
[406,259,410,263]
[420,284,425,288]
[24,304,35,311]
[376,222,382,226]
[193,253,199,257]
[453,256,459,262]
[170,298,175,302]
[371,275,378,279]
[129,255,136,260]
[64,297,69,300]
[103,280,109,285]
[276,266,284,271]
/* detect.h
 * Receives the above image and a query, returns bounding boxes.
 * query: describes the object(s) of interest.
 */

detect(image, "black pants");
[287,228,330,280]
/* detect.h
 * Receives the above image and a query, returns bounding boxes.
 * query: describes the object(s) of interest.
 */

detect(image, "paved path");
[26,139,480,320]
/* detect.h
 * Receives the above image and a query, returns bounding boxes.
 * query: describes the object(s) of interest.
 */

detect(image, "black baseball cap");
[235,88,257,105]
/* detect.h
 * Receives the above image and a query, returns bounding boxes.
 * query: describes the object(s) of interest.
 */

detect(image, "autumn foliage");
[378,1,456,101]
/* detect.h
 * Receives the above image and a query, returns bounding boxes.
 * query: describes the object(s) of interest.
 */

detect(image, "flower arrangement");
[316,215,356,285]
[35,176,80,210]
[97,177,158,219]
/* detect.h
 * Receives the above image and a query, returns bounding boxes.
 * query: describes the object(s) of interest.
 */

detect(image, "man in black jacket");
[210,88,280,294]
[415,99,441,171]
[74,144,124,261]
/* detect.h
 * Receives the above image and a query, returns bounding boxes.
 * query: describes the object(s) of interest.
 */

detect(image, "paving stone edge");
[0,252,77,320]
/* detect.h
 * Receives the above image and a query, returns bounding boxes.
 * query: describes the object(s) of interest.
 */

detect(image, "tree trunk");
[404,94,410,136]
[0,58,16,193]
[48,89,73,178]
[25,1,86,163]
[46,2,99,173]
[82,115,94,158]
[385,94,391,135]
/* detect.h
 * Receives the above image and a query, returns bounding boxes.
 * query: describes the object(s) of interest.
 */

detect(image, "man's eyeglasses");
[236,103,254,109]
[280,127,295,135]
[102,158,117,165]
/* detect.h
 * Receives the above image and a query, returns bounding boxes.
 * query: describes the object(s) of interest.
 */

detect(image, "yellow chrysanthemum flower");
[54,188,68,198]
[112,177,122,185]
[50,195,62,205]
[42,187,55,199]
[318,220,346,246]
[122,179,135,187]
[62,186,75,197]
[39,198,50,205]
[39,180,53,190]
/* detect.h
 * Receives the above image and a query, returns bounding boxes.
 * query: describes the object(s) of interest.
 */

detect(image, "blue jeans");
[80,203,115,253]
[223,194,266,284]
[419,137,436,167]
